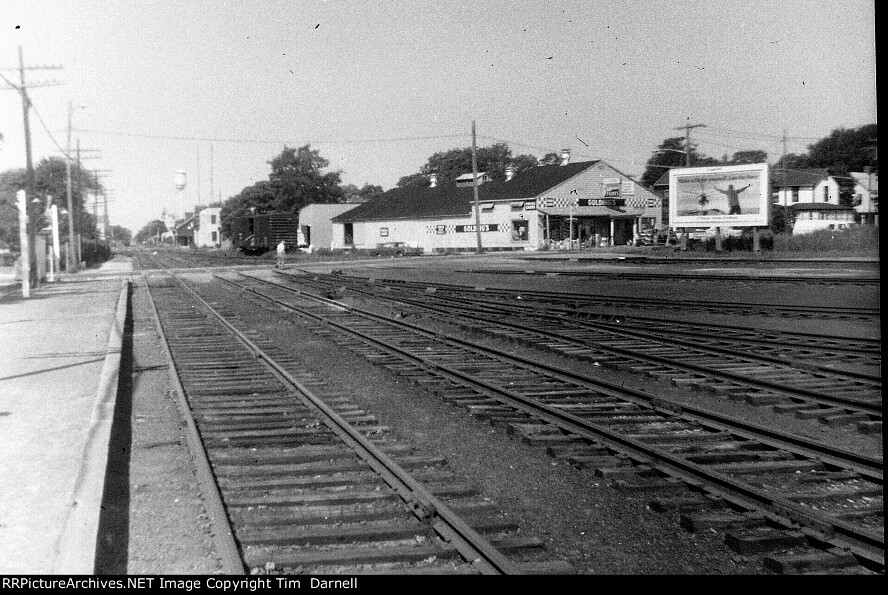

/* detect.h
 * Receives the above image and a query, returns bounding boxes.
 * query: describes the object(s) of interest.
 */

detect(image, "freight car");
[230,214,301,255]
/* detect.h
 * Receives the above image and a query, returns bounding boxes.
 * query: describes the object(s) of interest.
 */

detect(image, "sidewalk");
[0,258,132,574]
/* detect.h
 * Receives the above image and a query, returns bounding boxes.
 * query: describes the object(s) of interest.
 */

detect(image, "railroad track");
[289,270,881,369]
[465,267,880,287]
[276,270,882,432]
[336,271,878,321]
[214,270,883,574]
[127,249,262,271]
[143,274,569,575]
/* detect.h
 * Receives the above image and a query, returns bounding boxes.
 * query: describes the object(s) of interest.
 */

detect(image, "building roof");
[333,161,600,222]
[772,168,829,189]
[653,171,672,187]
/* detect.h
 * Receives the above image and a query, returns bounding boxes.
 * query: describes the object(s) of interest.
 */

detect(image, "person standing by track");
[276,240,286,268]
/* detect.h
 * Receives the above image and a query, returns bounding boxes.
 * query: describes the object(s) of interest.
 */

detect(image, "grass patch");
[771,226,879,255]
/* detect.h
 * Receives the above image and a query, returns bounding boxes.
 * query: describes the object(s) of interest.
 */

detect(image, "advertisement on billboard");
[669,163,770,227]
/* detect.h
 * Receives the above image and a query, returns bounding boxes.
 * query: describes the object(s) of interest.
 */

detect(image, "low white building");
[851,171,878,225]
[330,158,662,253]
[297,203,362,250]
[790,203,857,235]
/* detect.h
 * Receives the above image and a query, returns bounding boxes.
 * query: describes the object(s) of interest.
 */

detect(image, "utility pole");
[471,120,483,254]
[91,170,112,242]
[675,118,706,166]
[197,146,201,207]
[19,47,38,288]
[0,48,64,290]
[210,144,215,205]
[65,102,77,272]
[781,129,788,198]
[102,189,111,249]
[674,118,706,251]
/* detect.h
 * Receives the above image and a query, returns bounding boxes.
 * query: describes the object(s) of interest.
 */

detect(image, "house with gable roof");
[772,168,840,206]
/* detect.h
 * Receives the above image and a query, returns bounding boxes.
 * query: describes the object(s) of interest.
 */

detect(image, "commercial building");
[330,153,662,253]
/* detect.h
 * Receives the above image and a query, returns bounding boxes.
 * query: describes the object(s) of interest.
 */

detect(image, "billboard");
[669,163,770,227]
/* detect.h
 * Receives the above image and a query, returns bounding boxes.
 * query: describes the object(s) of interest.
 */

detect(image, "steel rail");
[282,271,883,416]
[337,271,880,319]
[465,267,880,286]
[171,274,521,575]
[240,272,882,475]
[294,269,883,356]
[142,275,246,575]
[220,273,884,567]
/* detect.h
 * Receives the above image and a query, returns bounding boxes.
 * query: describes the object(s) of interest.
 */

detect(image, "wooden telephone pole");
[674,119,707,166]
[471,120,483,254]
[1,48,64,291]
[674,119,706,250]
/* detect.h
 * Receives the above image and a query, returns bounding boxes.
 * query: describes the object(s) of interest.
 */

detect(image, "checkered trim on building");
[425,222,511,234]
[537,196,660,209]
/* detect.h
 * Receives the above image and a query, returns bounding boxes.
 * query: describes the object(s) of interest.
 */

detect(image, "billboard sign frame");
[669,163,770,228]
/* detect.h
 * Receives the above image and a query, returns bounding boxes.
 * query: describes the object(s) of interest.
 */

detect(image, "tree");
[804,124,877,205]
[639,137,719,188]
[538,152,562,166]
[396,142,540,188]
[220,144,346,236]
[134,219,167,244]
[109,225,132,246]
[728,150,768,165]
[773,153,812,171]
[0,157,101,251]
[772,124,877,206]
[342,183,384,202]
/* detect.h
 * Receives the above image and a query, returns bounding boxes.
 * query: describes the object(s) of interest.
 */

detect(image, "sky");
[0,0,877,235]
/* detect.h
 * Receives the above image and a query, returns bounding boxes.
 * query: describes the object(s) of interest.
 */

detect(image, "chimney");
[560,148,571,166]
[505,166,516,181]
[429,173,438,188]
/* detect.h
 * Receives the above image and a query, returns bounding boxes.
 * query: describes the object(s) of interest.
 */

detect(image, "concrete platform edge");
[50,279,130,574]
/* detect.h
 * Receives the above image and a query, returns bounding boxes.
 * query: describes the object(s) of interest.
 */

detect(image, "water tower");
[174,170,187,219]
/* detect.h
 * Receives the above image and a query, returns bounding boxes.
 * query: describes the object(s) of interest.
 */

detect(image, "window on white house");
[211,215,217,224]
[823,186,829,202]
[211,231,217,242]
[791,187,799,202]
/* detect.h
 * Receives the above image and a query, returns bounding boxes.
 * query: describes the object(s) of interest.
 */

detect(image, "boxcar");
[231,214,300,255]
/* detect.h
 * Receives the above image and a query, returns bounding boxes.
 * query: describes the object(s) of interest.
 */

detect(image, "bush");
[80,239,112,266]
[698,230,774,252]
[772,225,879,253]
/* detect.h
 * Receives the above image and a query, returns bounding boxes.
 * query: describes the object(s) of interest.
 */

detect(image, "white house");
[330,156,662,253]
[772,168,840,206]
[195,207,222,247]
[851,171,878,225]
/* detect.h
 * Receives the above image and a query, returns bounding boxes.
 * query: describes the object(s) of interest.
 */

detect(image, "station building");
[330,154,662,253]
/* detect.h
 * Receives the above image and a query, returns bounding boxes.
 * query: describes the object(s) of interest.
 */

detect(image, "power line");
[72,128,468,145]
